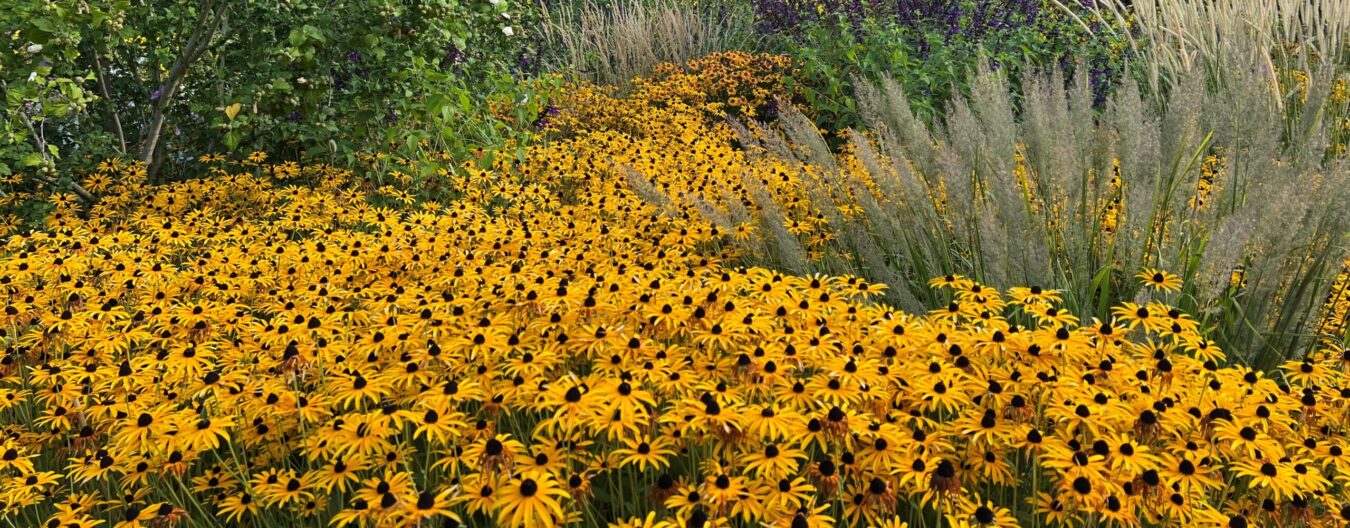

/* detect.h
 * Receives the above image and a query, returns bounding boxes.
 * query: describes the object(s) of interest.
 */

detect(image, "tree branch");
[2,80,100,206]
[141,0,229,181]
[36,175,97,204]
[92,51,128,154]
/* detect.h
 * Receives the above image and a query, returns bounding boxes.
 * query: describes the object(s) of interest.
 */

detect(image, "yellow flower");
[1137,268,1183,292]
[614,434,677,472]
[494,471,568,528]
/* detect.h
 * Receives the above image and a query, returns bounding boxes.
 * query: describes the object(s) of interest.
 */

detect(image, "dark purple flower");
[330,67,349,91]
[287,110,303,122]
[753,0,812,33]
[347,51,363,63]
[531,105,560,130]
[515,53,538,77]
[759,98,781,120]
[440,45,465,70]
[150,88,163,102]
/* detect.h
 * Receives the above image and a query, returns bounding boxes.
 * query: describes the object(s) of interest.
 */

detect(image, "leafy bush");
[758,0,1130,133]
[1,0,551,189]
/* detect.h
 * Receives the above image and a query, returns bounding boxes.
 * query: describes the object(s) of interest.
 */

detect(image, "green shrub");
[2,0,551,190]
[762,1,1131,134]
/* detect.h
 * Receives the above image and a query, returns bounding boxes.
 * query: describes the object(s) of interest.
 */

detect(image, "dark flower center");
[519,479,538,497]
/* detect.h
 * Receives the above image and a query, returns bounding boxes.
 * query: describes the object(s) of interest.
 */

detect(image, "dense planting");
[0,54,1348,528]
[5,1,1350,527]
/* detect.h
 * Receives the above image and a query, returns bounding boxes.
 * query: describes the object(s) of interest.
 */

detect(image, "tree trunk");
[141,0,227,182]
[93,52,128,154]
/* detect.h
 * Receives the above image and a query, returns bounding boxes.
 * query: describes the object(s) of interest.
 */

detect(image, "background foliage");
[755,0,1131,133]
[2,0,552,186]
[3,0,1350,527]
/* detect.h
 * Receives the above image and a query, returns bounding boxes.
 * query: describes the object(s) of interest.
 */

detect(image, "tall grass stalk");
[1075,0,1350,98]
[538,0,758,85]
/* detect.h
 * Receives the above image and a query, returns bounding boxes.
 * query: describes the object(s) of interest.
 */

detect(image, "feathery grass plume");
[978,70,1053,286]
[845,130,946,310]
[731,110,925,309]
[1193,65,1350,367]
[1080,0,1350,98]
[1106,87,1160,296]
[857,77,945,183]
[1146,72,1208,269]
[769,107,893,281]
[742,172,811,276]
[845,130,938,234]
[621,165,678,217]
[689,195,733,233]
[831,149,923,311]
[729,112,796,161]
[1194,210,1253,302]
[945,87,1018,286]
[539,0,757,86]
[724,118,812,275]
[750,57,1350,365]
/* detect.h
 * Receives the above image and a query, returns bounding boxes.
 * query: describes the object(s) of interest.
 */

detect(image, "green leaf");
[302,24,326,44]
[287,27,306,47]
[223,131,241,151]
[19,152,43,168]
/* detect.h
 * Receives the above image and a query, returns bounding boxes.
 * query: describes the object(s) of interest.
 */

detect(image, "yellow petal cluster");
[1,51,1349,528]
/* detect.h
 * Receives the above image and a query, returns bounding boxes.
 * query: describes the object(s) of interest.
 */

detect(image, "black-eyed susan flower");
[495,471,567,528]
[1138,268,1182,292]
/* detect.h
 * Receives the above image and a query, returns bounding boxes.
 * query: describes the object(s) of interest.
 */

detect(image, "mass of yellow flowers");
[2,51,1350,528]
